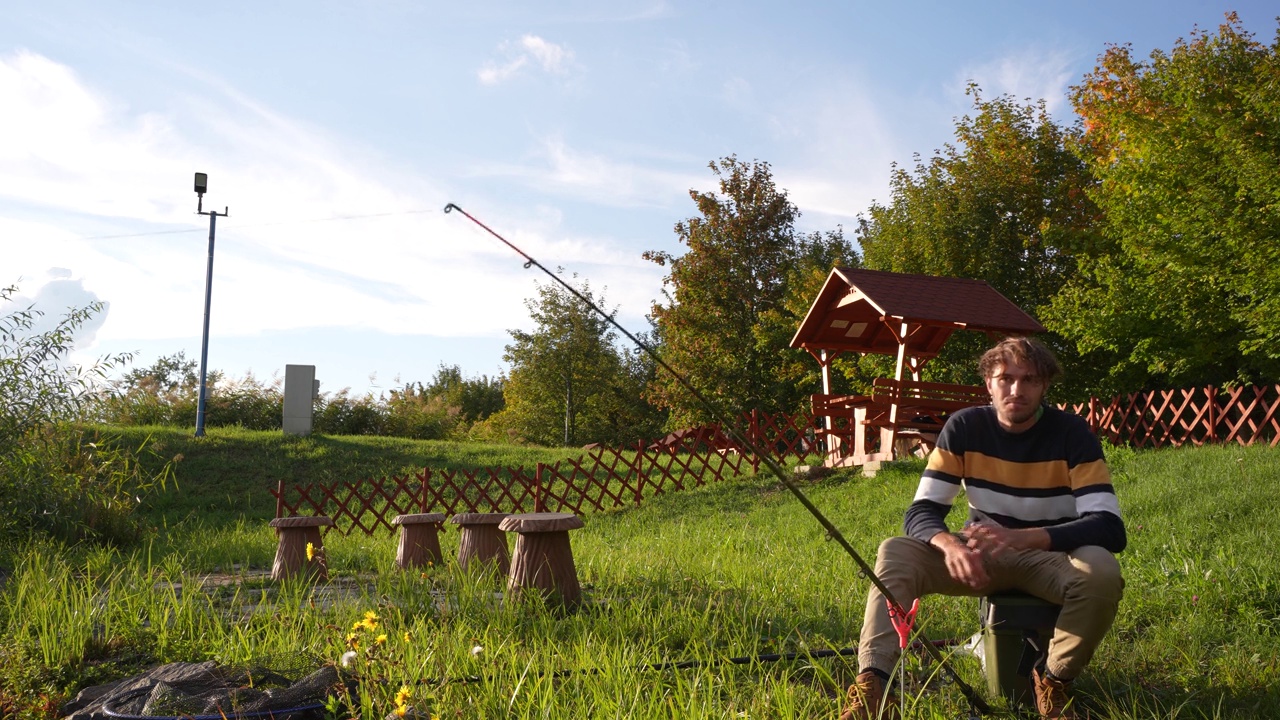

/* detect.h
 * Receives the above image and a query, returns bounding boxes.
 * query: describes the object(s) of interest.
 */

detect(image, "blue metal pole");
[195,211,217,437]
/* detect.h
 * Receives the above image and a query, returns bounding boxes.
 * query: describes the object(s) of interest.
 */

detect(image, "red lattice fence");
[1059,384,1280,449]
[271,386,1278,535]
[272,411,818,536]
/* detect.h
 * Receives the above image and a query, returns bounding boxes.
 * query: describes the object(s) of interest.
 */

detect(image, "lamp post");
[193,172,229,437]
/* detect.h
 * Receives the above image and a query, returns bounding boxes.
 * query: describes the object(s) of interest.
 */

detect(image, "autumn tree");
[1046,14,1280,391]
[646,156,857,425]
[493,277,662,446]
[856,89,1101,396]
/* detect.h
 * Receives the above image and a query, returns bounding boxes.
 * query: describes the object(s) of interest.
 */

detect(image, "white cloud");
[0,50,192,222]
[0,50,608,354]
[477,35,576,85]
[953,47,1077,115]
[0,273,108,350]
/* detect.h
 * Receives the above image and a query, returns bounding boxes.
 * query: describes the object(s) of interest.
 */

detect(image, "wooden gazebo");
[790,268,1045,470]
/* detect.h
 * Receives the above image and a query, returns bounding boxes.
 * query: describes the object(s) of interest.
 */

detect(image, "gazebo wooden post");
[886,320,911,458]
[819,349,841,460]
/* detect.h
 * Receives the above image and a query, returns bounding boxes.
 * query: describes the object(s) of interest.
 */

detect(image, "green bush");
[102,357,506,441]
[313,388,387,435]
[101,352,283,430]
[0,284,172,549]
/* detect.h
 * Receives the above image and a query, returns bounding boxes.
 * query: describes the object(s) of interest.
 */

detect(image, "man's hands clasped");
[932,519,1053,589]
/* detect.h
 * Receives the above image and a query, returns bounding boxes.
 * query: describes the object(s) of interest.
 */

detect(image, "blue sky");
[3,1,1274,397]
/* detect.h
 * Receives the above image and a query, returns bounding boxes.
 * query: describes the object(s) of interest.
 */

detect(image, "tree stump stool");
[449,513,511,574]
[392,513,447,569]
[268,516,334,581]
[500,513,585,609]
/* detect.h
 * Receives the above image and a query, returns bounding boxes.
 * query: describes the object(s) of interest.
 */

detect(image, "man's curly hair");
[978,337,1061,384]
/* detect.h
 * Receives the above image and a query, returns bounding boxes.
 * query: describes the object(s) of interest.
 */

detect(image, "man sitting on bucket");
[840,337,1126,720]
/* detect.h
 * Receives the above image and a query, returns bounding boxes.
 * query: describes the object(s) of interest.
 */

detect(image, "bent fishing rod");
[444,202,991,715]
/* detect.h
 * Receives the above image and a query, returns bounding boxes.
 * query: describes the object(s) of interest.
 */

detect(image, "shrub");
[0,284,172,548]
[314,388,387,436]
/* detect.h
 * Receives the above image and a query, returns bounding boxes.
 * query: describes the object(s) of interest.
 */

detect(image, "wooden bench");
[869,378,990,431]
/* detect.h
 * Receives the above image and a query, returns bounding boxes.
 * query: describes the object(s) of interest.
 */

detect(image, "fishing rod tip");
[444,202,460,214]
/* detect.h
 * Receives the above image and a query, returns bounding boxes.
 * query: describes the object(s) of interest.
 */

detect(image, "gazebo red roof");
[790,268,1045,359]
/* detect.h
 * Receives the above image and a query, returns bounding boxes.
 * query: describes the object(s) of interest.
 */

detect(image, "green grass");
[1,430,1277,718]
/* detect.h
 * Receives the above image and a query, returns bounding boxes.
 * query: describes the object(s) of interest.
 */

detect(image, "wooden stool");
[500,513,585,609]
[980,591,1062,706]
[449,513,511,574]
[392,513,446,569]
[268,516,334,581]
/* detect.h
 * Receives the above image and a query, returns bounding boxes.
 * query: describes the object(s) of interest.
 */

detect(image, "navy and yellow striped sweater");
[904,405,1127,553]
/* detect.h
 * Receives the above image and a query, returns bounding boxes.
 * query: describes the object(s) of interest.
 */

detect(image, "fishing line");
[444,202,991,714]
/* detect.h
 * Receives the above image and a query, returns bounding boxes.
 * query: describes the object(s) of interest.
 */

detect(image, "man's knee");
[1068,545,1124,602]
[876,535,922,563]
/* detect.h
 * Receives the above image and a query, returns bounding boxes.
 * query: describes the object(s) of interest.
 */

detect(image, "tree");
[754,228,863,405]
[421,364,504,425]
[1046,14,1280,391]
[494,277,662,446]
[645,156,857,425]
[856,89,1100,397]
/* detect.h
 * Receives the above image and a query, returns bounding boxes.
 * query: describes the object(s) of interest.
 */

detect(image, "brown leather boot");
[838,670,899,720]
[1031,667,1079,719]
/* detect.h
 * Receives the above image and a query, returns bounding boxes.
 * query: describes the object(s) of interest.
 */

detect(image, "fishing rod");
[444,202,991,715]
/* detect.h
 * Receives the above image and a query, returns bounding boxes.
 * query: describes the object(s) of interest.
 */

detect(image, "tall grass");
[1,442,1277,718]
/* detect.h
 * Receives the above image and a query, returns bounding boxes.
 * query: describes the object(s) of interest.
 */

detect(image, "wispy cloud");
[477,35,577,85]
[953,47,1078,115]
[468,135,706,210]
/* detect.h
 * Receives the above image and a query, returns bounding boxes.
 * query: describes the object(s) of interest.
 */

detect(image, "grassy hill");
[107,425,587,528]
[1,429,1277,718]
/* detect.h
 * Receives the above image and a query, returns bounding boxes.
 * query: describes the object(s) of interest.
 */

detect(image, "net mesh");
[66,656,344,720]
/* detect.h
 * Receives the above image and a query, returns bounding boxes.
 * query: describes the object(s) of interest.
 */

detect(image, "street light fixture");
[193,172,229,437]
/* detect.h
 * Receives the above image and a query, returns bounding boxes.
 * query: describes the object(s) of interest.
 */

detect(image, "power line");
[77,209,437,241]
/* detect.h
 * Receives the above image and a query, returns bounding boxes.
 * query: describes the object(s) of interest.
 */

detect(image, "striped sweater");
[904,404,1127,553]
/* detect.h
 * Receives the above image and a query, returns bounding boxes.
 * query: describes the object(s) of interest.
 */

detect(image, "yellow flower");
[375,634,387,645]
[403,631,412,643]
[394,686,412,706]
[306,542,315,561]
[394,706,407,718]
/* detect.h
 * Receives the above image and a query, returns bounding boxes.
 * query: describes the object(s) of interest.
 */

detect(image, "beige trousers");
[858,535,1123,680]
